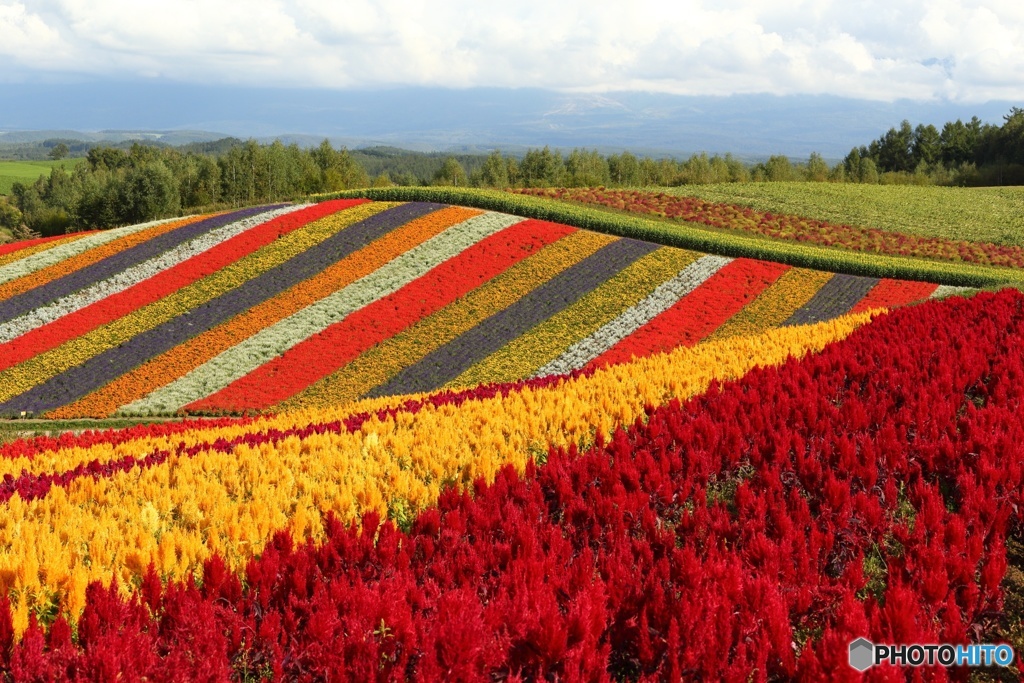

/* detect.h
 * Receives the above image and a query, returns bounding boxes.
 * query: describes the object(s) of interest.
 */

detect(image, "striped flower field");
[0,200,956,419]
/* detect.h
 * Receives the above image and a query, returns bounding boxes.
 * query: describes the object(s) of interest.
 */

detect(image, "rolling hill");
[0,199,954,419]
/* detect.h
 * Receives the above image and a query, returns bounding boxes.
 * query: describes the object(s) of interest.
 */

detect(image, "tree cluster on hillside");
[843,107,1024,186]
[0,138,94,161]
[8,139,370,235]
[465,147,754,188]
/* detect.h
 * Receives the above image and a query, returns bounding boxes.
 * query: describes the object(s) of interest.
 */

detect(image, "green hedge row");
[316,187,1023,287]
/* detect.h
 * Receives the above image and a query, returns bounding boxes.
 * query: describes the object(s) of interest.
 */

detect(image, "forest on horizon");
[2,107,1022,237]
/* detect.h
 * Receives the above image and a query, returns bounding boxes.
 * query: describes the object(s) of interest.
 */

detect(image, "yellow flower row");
[280,229,617,409]
[0,309,877,633]
[451,246,699,387]
[0,203,391,403]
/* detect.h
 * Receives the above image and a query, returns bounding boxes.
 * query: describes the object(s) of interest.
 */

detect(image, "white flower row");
[0,216,188,286]
[535,254,731,377]
[120,211,525,415]
[931,285,974,299]
[0,205,310,344]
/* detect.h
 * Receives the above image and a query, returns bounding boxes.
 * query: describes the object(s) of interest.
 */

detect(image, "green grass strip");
[0,416,190,444]
[316,188,1024,287]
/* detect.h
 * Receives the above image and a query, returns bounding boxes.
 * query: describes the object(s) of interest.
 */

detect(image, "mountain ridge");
[0,83,1015,158]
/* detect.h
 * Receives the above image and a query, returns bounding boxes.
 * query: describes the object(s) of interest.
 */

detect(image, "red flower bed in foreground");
[2,290,1022,681]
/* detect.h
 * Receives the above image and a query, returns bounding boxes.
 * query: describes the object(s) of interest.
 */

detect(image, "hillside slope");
[0,200,955,419]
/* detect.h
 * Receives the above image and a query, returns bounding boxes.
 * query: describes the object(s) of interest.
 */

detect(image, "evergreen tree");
[519,147,565,187]
[479,150,510,188]
[911,124,942,167]
[871,120,915,173]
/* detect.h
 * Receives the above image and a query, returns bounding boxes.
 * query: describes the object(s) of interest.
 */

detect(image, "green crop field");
[664,182,1024,248]
[0,158,86,195]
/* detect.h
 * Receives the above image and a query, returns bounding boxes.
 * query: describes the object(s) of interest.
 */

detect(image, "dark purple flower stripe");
[3,369,588,503]
[783,273,879,326]
[0,202,444,416]
[367,237,659,398]
[0,205,279,325]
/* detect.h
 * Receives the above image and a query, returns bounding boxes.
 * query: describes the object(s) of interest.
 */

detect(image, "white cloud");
[0,0,1022,102]
[0,1,69,66]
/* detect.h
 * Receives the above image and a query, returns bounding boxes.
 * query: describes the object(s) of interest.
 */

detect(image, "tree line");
[4,139,370,236]
[2,106,1022,236]
[841,107,1024,185]
[0,141,769,235]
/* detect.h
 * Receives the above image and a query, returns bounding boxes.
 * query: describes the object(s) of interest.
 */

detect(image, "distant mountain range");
[0,82,1015,158]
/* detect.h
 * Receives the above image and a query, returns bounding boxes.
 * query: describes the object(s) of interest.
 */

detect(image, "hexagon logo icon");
[849,638,874,671]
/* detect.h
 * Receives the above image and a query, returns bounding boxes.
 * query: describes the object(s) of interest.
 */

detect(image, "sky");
[2,0,1024,103]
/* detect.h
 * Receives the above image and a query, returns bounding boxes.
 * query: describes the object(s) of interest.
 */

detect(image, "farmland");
[515,186,1024,270]
[0,159,85,196]
[665,181,1024,247]
[0,189,1023,679]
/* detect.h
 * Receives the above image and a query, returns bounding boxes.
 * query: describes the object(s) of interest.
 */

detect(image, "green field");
[0,158,86,195]
[0,416,190,445]
[664,182,1024,248]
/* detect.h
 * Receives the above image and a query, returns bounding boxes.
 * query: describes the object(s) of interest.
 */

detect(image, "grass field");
[0,158,86,195]
[664,182,1024,247]
[0,416,189,444]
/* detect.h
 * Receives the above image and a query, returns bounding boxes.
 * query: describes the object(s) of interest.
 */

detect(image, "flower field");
[0,283,1020,679]
[0,200,947,419]
[515,187,1024,268]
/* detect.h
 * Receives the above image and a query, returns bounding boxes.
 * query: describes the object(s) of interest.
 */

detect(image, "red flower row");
[850,278,939,314]
[591,258,788,368]
[0,232,96,259]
